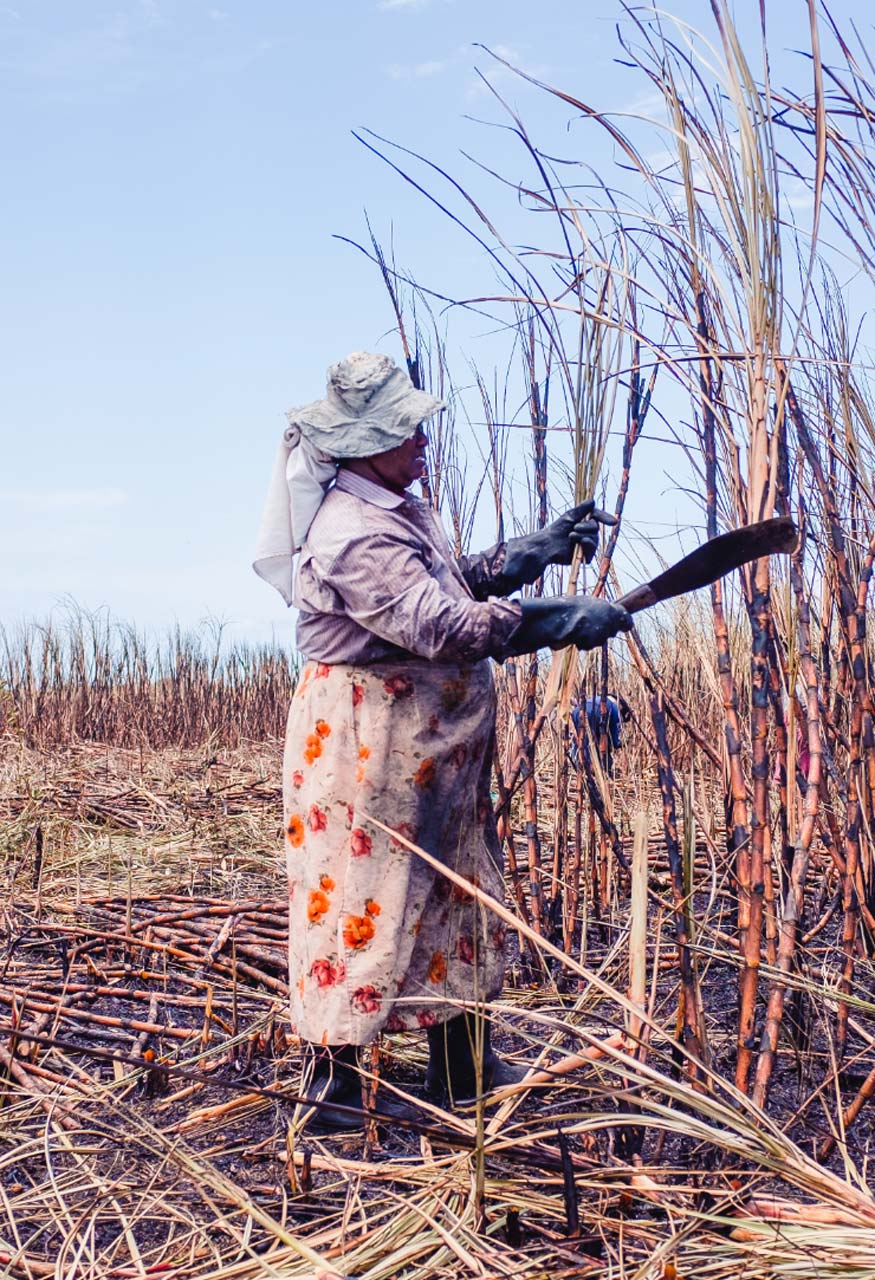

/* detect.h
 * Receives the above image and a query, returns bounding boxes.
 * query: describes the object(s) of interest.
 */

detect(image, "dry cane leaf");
[737,1196,873,1229]
[487,1032,627,1105]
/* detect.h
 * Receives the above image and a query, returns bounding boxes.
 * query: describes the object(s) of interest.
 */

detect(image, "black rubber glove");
[500,500,616,592]
[502,596,632,657]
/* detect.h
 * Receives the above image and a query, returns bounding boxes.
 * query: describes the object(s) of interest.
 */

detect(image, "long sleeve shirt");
[293,470,523,665]
[584,697,622,749]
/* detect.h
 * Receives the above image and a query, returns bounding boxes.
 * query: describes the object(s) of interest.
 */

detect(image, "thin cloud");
[465,44,548,99]
[378,0,430,10]
[387,58,450,80]
[644,147,679,173]
[616,88,670,121]
[387,43,532,87]
[0,13,141,87]
[784,180,815,213]
[2,487,129,513]
[0,7,272,101]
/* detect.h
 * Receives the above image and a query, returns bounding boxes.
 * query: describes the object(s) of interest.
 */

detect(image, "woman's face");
[367,422,429,494]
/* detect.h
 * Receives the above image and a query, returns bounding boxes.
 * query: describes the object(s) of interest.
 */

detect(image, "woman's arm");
[456,540,511,601]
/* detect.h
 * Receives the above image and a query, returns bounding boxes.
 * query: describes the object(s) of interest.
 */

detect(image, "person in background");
[254,351,632,1128]
[570,694,631,775]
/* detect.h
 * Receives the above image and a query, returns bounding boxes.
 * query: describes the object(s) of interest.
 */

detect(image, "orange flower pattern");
[343,914,375,950]
[307,889,330,922]
[413,757,436,789]
[286,814,305,847]
[283,658,506,1044]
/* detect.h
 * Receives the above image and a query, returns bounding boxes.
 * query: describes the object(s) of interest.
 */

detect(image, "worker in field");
[254,351,631,1128]
[570,693,631,775]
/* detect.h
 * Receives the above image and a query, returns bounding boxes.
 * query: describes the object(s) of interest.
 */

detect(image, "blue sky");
[0,1,855,643]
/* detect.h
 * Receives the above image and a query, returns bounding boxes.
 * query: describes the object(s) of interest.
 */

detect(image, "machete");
[616,517,798,615]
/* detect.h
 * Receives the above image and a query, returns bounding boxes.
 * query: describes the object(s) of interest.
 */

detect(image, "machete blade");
[617,517,799,615]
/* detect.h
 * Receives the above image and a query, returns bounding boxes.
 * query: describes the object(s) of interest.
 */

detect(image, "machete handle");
[617,582,659,614]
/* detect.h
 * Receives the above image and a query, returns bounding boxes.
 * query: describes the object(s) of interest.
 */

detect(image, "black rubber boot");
[299,1042,363,1131]
[299,1042,425,1131]
[424,1015,530,1105]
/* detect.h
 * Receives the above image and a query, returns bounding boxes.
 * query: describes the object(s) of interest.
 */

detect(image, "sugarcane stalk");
[682,775,709,1068]
[817,1057,875,1161]
[493,755,531,929]
[753,515,823,1107]
[650,690,707,1075]
[736,551,772,1094]
[592,340,654,599]
[549,717,570,933]
[563,762,585,957]
[694,290,751,940]
[628,812,649,1046]
[503,659,543,937]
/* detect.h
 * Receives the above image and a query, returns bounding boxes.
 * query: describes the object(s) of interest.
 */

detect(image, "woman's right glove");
[503,596,632,656]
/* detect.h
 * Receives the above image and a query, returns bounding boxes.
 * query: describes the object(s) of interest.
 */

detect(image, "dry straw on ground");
[5,2,875,1276]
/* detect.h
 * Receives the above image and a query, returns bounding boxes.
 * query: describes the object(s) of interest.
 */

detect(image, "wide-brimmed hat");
[285,351,445,459]
[254,351,446,604]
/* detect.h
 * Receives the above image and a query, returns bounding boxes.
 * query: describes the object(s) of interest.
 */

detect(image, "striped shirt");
[293,470,523,665]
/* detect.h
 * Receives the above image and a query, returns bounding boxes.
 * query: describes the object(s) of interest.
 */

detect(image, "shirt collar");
[334,468,409,510]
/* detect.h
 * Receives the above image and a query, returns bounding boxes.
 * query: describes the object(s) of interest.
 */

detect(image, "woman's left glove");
[500,499,616,591]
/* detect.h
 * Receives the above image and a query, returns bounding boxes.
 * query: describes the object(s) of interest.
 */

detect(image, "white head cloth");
[252,351,445,605]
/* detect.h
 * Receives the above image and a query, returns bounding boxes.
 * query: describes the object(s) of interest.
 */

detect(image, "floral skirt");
[282,657,507,1045]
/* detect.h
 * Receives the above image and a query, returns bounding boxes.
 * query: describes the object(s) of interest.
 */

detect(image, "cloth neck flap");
[252,422,337,606]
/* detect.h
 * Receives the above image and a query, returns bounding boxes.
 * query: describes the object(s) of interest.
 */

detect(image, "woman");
[254,351,631,1127]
